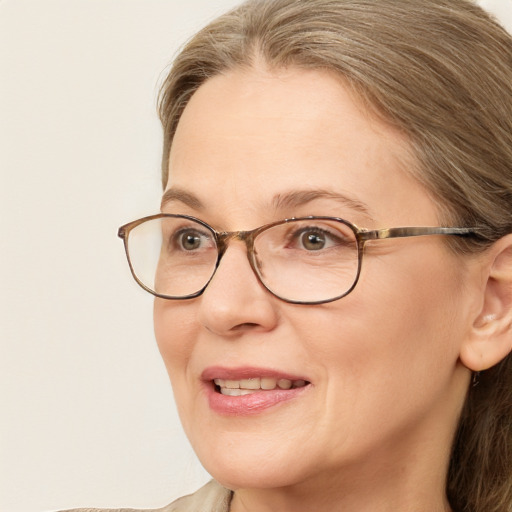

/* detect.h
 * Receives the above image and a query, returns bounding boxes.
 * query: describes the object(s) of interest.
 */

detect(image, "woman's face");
[154,66,473,491]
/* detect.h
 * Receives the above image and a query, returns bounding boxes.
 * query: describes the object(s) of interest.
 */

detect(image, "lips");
[201,366,311,415]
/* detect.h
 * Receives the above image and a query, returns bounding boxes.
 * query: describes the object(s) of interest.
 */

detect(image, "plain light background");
[1,1,511,511]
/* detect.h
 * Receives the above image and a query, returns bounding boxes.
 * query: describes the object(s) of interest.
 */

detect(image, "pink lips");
[201,366,311,416]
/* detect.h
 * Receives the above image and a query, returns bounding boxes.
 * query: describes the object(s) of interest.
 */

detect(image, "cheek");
[360,253,464,368]
[290,249,466,424]
[355,256,465,405]
[153,299,197,377]
[153,299,202,435]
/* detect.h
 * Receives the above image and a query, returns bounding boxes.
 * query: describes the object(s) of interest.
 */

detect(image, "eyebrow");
[161,187,205,210]
[270,189,375,220]
[161,186,375,220]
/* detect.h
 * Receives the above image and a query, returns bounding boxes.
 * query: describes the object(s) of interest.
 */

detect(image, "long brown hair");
[158,1,512,510]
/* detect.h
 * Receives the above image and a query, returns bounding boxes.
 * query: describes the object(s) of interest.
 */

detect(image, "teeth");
[240,378,261,389]
[261,377,277,390]
[214,377,307,394]
[278,379,292,390]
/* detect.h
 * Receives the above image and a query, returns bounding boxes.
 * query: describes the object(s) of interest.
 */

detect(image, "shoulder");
[162,480,232,512]
[58,480,233,512]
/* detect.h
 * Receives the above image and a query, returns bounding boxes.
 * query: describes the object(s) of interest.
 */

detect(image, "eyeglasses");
[118,214,477,305]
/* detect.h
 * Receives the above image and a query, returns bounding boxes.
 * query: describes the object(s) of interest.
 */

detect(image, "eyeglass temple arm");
[359,226,476,241]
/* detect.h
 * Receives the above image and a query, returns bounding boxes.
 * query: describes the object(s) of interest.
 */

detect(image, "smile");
[202,367,312,415]
[213,377,308,396]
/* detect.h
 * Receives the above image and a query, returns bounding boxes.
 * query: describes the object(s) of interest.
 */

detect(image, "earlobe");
[460,235,512,372]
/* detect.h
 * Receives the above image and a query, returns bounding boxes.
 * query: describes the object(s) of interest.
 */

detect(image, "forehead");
[166,66,438,228]
[170,66,396,168]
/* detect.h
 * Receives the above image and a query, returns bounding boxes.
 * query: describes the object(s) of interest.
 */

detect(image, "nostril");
[233,322,260,330]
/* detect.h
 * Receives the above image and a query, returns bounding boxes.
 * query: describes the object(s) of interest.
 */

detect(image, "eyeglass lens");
[126,216,360,303]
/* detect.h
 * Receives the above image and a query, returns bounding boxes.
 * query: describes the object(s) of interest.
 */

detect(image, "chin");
[206,461,307,491]
[189,431,323,491]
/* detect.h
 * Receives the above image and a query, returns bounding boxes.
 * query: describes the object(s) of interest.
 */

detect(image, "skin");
[153,65,486,512]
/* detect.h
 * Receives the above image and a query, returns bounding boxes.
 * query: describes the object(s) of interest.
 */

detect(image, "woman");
[74,0,512,511]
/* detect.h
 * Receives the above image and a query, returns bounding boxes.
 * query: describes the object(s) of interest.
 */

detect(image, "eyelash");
[286,225,349,249]
[169,227,213,250]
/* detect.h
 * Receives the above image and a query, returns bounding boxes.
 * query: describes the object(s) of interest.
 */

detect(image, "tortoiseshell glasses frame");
[118,213,477,305]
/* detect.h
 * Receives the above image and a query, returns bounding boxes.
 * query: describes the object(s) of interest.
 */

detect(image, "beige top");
[60,480,232,512]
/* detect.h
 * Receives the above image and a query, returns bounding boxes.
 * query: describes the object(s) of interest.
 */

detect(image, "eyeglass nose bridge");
[212,229,267,291]
[215,229,260,260]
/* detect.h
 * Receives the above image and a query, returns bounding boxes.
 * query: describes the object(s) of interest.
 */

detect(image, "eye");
[180,230,203,250]
[169,227,214,252]
[290,225,348,252]
[300,230,328,250]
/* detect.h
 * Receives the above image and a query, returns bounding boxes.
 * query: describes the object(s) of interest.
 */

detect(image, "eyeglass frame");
[118,213,478,305]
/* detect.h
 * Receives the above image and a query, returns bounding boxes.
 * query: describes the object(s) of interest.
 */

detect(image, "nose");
[196,242,279,337]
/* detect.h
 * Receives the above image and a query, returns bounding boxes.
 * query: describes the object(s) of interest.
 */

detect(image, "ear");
[460,234,512,372]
